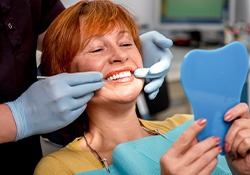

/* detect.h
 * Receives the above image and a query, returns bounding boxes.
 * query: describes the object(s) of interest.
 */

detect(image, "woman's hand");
[224,103,250,175]
[160,119,222,175]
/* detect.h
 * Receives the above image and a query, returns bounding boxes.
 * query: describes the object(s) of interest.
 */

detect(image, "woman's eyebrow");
[117,30,130,36]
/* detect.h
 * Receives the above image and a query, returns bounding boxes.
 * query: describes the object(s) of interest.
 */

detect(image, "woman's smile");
[106,70,131,81]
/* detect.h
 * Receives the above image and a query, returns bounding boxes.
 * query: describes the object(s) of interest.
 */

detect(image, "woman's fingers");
[167,118,207,157]
[224,103,250,154]
[160,118,223,175]
[161,136,221,175]
[224,103,249,122]
[197,157,218,175]
[225,118,250,153]
[185,136,221,164]
[229,127,250,157]
[237,136,250,157]
[160,119,207,174]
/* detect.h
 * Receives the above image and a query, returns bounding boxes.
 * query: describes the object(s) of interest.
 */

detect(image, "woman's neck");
[87,103,143,140]
[80,102,149,164]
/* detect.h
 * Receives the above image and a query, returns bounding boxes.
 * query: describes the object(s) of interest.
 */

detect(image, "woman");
[34,0,250,174]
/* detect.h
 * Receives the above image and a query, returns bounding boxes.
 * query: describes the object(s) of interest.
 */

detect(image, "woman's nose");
[109,47,128,64]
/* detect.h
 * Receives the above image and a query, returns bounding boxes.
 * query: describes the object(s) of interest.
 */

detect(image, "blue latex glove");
[134,31,173,100]
[6,72,104,141]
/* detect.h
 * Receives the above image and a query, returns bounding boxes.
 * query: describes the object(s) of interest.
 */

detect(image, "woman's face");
[70,26,144,105]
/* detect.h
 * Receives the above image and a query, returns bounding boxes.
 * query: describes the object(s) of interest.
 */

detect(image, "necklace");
[83,132,110,173]
[83,127,168,173]
[142,126,168,140]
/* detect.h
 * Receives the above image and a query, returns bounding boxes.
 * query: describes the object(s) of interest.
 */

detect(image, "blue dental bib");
[76,119,231,175]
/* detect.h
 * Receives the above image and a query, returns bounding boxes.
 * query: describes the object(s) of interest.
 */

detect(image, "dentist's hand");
[134,31,173,100]
[6,72,104,141]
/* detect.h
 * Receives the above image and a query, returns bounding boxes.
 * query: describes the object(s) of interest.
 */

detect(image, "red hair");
[41,0,141,76]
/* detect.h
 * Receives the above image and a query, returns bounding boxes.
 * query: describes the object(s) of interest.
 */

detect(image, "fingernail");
[224,143,230,153]
[197,118,207,126]
[218,146,222,153]
[213,136,221,144]
[224,114,231,121]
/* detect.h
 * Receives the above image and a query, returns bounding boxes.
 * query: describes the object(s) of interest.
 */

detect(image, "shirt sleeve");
[31,0,65,34]
[34,156,72,175]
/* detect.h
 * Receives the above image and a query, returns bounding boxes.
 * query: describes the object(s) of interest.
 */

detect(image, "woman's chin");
[93,89,140,104]
[93,80,143,103]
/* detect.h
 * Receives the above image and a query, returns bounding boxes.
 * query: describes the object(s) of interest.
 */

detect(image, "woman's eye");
[90,48,102,53]
[121,43,132,47]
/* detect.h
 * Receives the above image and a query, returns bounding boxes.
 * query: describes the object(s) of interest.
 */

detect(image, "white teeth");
[107,71,131,81]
